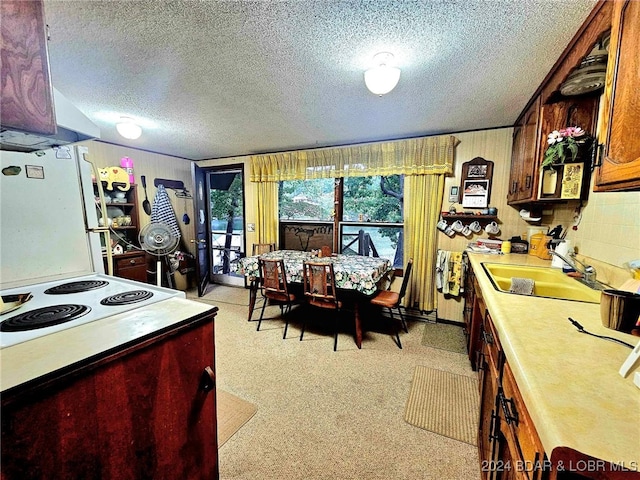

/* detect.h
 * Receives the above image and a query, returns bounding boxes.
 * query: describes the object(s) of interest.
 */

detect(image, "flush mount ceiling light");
[364,52,401,96]
[116,116,142,140]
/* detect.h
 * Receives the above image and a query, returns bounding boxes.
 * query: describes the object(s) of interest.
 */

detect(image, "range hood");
[0,88,100,152]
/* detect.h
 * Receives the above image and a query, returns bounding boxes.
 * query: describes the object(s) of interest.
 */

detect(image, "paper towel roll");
[551,240,572,269]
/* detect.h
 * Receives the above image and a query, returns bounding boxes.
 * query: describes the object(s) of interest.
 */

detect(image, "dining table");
[234,249,393,348]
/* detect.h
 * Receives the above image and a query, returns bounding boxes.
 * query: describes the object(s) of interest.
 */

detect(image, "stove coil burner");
[0,304,91,332]
[44,280,109,295]
[100,290,153,306]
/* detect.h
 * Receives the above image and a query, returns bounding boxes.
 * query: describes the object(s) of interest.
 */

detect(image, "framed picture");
[460,157,493,208]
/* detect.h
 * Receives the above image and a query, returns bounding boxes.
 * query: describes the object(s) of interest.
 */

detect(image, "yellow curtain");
[404,174,446,312]
[250,135,457,181]
[255,181,279,245]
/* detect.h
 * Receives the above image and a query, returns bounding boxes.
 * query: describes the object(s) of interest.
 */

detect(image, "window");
[279,175,404,267]
[278,178,335,221]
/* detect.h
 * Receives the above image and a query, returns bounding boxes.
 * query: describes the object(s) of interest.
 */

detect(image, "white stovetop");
[0,274,185,348]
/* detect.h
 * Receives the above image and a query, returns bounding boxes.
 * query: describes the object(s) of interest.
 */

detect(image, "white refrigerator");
[0,144,105,290]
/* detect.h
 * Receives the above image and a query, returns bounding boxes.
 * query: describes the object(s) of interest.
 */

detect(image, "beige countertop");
[468,252,640,468]
[0,298,217,394]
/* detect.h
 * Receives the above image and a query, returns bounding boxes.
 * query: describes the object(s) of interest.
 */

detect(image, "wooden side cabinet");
[1,313,219,480]
[111,251,148,282]
[595,0,640,191]
[0,0,56,135]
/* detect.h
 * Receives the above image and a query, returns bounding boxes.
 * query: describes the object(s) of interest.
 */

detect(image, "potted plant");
[541,126,593,170]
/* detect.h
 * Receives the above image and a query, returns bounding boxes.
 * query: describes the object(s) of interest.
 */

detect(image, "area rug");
[421,322,467,355]
[404,366,479,446]
[188,285,250,306]
[217,390,258,447]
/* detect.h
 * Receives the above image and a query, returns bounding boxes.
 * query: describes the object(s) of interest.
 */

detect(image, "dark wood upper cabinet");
[0,0,56,136]
[594,0,640,191]
[506,1,614,206]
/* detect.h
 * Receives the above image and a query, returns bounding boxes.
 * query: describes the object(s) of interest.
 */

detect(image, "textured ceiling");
[43,0,598,161]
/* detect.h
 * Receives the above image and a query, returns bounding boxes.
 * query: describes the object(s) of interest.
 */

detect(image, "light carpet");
[187,284,250,306]
[421,322,467,355]
[217,390,258,447]
[188,293,479,479]
[404,366,479,446]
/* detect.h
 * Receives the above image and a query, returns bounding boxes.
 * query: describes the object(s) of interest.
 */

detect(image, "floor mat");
[217,390,258,447]
[404,366,479,445]
[421,322,467,354]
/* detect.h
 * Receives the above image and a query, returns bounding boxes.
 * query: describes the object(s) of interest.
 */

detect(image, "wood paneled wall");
[79,141,196,255]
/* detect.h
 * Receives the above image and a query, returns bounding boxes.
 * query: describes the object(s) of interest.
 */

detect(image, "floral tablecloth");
[234,250,392,296]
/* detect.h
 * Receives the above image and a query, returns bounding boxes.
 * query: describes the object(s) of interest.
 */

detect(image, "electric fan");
[139,222,179,287]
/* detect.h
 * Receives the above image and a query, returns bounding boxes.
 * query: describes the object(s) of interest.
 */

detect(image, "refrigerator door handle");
[80,151,114,276]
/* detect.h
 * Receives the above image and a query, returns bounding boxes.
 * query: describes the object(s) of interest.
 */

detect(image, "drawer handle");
[489,410,500,441]
[476,351,486,371]
[525,174,532,189]
[199,366,215,392]
[130,259,137,265]
[481,329,493,345]
[498,389,519,426]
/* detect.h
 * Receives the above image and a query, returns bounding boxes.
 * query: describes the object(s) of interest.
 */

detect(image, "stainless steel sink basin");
[481,263,601,303]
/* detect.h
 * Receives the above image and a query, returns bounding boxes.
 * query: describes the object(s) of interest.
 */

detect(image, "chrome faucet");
[550,250,597,283]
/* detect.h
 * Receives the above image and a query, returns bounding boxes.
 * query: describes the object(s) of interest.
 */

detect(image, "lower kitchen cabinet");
[109,251,148,282]
[476,309,549,480]
[468,263,639,480]
[1,313,218,480]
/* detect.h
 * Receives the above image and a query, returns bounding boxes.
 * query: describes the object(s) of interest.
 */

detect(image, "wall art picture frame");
[460,157,493,208]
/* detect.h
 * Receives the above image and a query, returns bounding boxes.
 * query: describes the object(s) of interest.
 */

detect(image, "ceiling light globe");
[116,117,142,140]
[364,65,401,96]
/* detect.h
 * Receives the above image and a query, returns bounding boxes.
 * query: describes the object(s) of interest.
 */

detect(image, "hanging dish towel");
[151,184,182,240]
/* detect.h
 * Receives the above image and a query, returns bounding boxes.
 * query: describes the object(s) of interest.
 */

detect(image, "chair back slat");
[259,258,289,295]
[303,261,339,308]
[253,243,275,255]
[398,258,413,303]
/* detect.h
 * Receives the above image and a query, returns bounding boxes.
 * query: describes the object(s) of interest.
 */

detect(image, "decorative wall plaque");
[460,157,493,208]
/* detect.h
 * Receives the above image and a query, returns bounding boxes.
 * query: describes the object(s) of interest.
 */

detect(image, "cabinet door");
[507,124,524,204]
[1,319,218,480]
[0,0,56,135]
[595,0,640,191]
[518,98,541,202]
[500,363,548,480]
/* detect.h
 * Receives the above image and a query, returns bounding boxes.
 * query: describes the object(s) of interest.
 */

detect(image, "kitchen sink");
[481,263,602,303]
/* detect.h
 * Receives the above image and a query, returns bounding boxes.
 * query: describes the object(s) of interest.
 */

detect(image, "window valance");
[250,135,459,182]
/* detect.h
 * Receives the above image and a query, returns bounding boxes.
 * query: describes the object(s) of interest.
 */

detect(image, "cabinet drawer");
[500,362,547,480]
[114,254,146,269]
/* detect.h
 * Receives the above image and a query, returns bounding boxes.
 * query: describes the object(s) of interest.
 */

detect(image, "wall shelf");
[441,214,498,223]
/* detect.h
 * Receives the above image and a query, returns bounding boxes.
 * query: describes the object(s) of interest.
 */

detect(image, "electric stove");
[0,274,185,348]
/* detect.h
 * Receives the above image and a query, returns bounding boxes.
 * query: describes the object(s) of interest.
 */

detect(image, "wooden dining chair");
[301,261,343,351]
[370,258,413,349]
[252,243,276,255]
[257,258,296,338]
[320,245,332,257]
